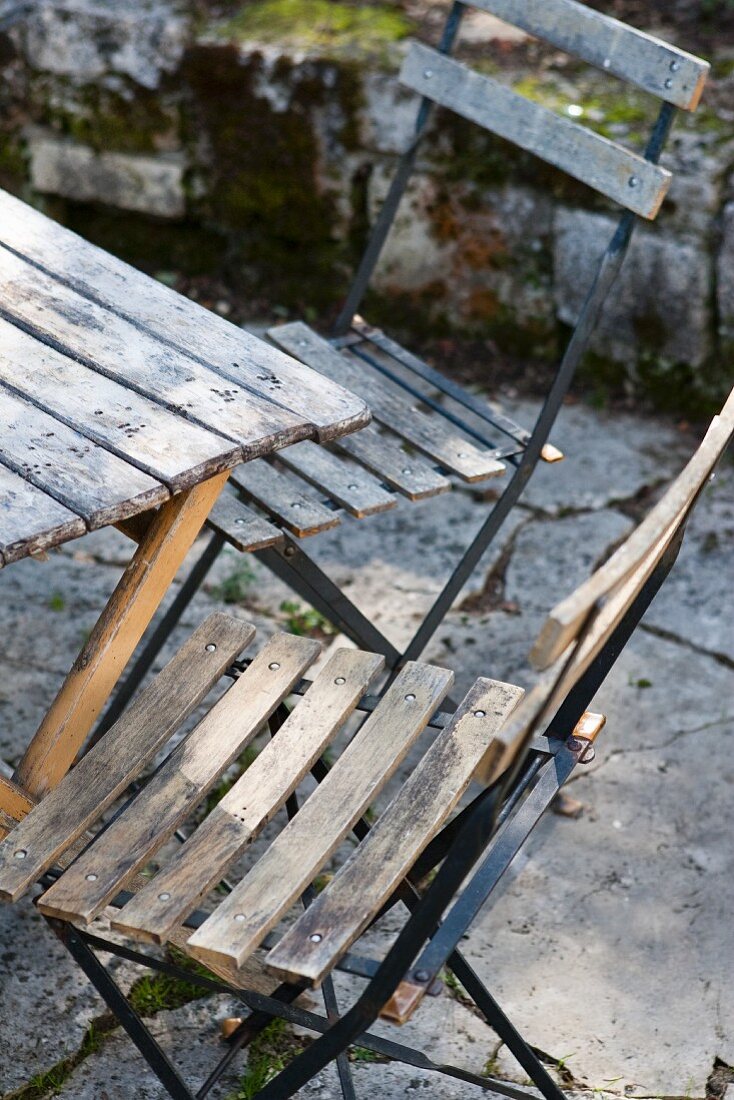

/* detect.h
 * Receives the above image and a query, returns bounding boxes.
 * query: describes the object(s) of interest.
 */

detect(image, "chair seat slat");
[468,0,709,112]
[266,676,524,987]
[0,614,255,903]
[351,318,535,453]
[207,493,285,552]
[185,661,455,974]
[37,633,321,925]
[270,323,506,482]
[277,440,397,518]
[401,45,671,220]
[335,424,451,500]
[111,648,384,944]
[230,461,341,537]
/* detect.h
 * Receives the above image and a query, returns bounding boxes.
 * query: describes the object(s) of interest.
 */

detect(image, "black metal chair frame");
[95,0,689,741]
[38,521,686,1100]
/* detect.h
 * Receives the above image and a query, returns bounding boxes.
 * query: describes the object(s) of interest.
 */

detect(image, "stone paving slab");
[0,398,731,1100]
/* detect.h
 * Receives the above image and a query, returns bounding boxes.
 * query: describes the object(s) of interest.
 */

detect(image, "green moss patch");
[220,0,413,58]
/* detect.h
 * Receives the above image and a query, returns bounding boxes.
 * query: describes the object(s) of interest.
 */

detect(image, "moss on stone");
[218,0,413,60]
[62,200,226,277]
[28,77,178,155]
[181,43,356,311]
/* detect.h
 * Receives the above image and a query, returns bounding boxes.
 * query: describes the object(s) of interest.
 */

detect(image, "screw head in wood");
[309,933,323,943]
[414,969,430,982]
[405,693,416,702]
[269,661,281,671]
[205,643,217,652]
[628,175,639,188]
[234,913,246,922]
[334,676,346,685]
[158,892,171,902]
[86,873,98,882]
[13,849,26,859]
[474,710,486,718]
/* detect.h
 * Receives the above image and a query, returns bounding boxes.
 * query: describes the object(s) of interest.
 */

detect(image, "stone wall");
[1,0,733,413]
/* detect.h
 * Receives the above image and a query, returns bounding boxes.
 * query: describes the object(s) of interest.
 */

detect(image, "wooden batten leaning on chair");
[0,384,731,1100]
[83,0,711,742]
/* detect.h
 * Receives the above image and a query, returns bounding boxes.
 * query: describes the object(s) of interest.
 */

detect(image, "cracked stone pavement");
[0,397,732,1099]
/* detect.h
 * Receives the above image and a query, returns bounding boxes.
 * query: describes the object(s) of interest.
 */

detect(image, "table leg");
[14,472,230,799]
[0,774,34,839]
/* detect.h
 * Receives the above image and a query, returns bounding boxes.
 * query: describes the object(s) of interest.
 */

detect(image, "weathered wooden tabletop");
[0,187,370,568]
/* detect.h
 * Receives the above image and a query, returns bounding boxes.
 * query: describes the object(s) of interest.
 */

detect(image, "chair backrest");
[335,0,709,331]
[476,384,734,784]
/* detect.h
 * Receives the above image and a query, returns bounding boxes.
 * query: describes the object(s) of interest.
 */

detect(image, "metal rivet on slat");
[234,913,246,922]
[347,484,358,491]
[664,78,673,89]
[628,176,639,188]
[269,662,281,671]
[670,59,681,72]
[402,467,412,475]
[205,643,217,652]
[602,57,611,69]
[291,503,302,509]
[423,69,433,78]
[474,710,486,718]
[334,677,346,685]
[86,873,98,882]
[13,849,26,860]
[310,933,323,943]
[158,892,171,902]
[405,693,416,702]
[234,518,245,525]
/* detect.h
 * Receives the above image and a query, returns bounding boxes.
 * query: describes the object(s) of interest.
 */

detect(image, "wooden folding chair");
[99,0,710,732]
[2,389,730,1099]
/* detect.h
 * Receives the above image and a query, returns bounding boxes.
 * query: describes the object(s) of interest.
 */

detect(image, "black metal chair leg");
[48,918,197,1100]
[448,953,568,1100]
[257,539,402,665]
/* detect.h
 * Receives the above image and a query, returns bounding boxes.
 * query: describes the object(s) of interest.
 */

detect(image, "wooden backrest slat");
[265,677,524,987]
[111,648,385,946]
[0,614,255,903]
[400,45,671,219]
[186,661,455,974]
[37,632,321,926]
[532,400,734,669]
[467,0,709,111]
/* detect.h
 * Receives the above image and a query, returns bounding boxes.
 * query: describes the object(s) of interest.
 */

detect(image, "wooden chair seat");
[0,614,524,986]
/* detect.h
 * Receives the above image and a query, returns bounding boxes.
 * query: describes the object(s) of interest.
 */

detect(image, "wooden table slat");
[0,461,86,565]
[0,188,369,442]
[0,383,168,528]
[0,317,240,493]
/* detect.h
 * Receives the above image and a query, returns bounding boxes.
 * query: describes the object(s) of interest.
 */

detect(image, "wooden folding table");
[0,215,369,821]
